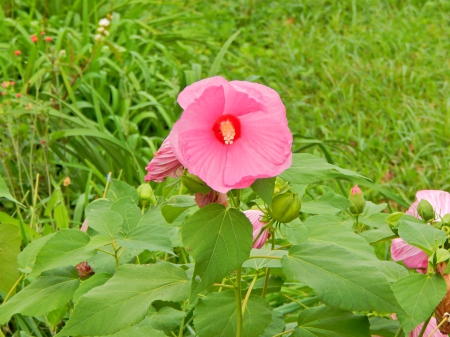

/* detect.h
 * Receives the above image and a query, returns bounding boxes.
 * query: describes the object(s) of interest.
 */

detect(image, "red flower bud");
[45,36,53,42]
[41,31,46,35]
[10,81,15,86]
[16,93,21,98]
[14,50,21,56]
[40,140,45,145]
[31,35,38,43]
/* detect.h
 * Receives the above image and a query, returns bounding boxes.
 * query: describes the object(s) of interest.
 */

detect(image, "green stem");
[246,255,282,260]
[262,267,270,299]
[234,267,243,337]
[213,283,234,289]
[3,274,24,303]
[272,330,294,337]
[417,315,432,337]
[242,271,259,312]
[178,300,187,337]
[394,326,403,337]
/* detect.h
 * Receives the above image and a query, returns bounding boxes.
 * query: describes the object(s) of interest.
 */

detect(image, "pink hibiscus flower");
[167,76,292,193]
[244,210,269,249]
[409,317,447,337]
[391,190,450,273]
[145,137,184,182]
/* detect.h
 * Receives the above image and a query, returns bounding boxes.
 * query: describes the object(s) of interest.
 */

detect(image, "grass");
[2,0,450,217]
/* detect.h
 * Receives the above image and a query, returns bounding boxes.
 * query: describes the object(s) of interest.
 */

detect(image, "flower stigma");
[213,114,241,145]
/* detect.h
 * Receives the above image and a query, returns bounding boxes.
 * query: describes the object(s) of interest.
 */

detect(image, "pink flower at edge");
[194,190,228,208]
[169,76,293,193]
[391,190,450,273]
[145,137,184,183]
[80,218,89,232]
[244,210,269,249]
[410,317,447,337]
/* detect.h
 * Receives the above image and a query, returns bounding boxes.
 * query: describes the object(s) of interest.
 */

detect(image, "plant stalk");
[234,267,243,337]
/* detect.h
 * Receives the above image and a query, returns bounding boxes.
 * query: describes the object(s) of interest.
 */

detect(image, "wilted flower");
[145,137,184,182]
[168,76,292,193]
[194,190,228,208]
[244,210,269,249]
[75,261,94,278]
[391,190,450,272]
[14,50,21,56]
[99,18,110,27]
[63,177,71,186]
[31,35,38,43]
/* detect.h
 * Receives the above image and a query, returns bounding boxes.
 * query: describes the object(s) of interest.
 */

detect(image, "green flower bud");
[269,192,301,223]
[137,183,156,206]
[181,173,211,194]
[348,185,365,215]
[417,199,435,222]
[442,214,450,226]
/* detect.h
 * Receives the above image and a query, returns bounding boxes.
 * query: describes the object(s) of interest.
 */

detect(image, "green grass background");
[1,0,450,212]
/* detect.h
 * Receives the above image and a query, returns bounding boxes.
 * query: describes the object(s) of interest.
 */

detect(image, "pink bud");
[351,185,362,196]
[244,210,269,249]
[194,190,228,208]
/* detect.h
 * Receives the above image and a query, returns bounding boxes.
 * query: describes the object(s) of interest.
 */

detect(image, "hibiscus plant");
[1,77,450,337]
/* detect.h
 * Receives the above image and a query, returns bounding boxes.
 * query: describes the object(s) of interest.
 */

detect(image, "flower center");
[212,114,241,145]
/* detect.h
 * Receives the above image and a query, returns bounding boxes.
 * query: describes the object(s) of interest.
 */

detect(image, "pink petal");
[230,80,286,116]
[244,210,269,249]
[223,85,267,117]
[407,190,450,219]
[223,134,292,187]
[177,76,229,109]
[410,317,447,337]
[80,219,89,232]
[391,238,428,273]
[237,110,292,166]
[145,137,184,182]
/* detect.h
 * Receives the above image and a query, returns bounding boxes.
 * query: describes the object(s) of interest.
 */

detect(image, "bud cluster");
[95,15,113,41]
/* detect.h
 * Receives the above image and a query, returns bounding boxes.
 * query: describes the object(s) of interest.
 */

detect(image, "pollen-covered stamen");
[220,120,235,144]
[212,114,241,145]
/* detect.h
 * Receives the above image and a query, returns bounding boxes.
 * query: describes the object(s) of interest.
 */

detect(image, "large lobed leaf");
[57,263,189,336]
[181,204,253,298]
[397,220,446,255]
[282,242,403,314]
[0,266,80,324]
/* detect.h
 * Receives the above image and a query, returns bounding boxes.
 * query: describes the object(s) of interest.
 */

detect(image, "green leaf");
[30,229,97,277]
[208,29,242,77]
[280,218,308,245]
[181,205,252,297]
[242,249,287,269]
[301,187,351,214]
[85,198,114,214]
[260,310,286,337]
[0,224,21,296]
[398,220,446,254]
[393,273,446,335]
[375,261,408,283]
[117,206,172,254]
[111,197,142,233]
[107,179,139,204]
[360,225,395,244]
[57,263,189,336]
[105,326,166,337]
[0,266,80,324]
[72,272,112,304]
[0,176,22,206]
[145,306,185,335]
[87,209,123,237]
[369,317,402,337]
[194,291,272,337]
[304,215,377,260]
[282,242,402,313]
[161,195,196,223]
[291,305,370,337]
[251,178,275,207]
[280,153,365,184]
[17,234,55,274]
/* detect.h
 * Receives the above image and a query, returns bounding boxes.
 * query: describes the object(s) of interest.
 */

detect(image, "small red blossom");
[40,140,45,145]
[1,92,5,96]
[14,50,21,56]
[16,93,21,98]
[10,81,15,86]
[41,31,46,35]
[45,36,53,42]
[31,35,38,43]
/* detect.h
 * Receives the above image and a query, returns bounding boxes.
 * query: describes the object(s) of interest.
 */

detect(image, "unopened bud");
[137,183,156,206]
[348,185,365,215]
[417,199,435,222]
[270,192,301,223]
[181,173,211,194]
[443,214,450,226]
